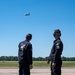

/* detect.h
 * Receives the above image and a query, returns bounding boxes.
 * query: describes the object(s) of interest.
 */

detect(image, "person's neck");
[26,40,30,42]
[55,38,60,40]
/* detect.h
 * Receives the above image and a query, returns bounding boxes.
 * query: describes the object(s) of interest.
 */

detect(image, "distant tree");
[0,56,75,61]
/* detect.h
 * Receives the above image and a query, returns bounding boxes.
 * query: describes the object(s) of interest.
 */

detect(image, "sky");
[0,0,75,57]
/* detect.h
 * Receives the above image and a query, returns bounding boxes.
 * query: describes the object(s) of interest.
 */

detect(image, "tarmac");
[0,67,75,75]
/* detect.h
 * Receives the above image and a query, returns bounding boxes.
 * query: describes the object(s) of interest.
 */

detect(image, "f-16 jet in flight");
[24,13,30,16]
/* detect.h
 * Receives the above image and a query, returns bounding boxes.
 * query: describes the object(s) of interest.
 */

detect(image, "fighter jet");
[24,13,30,16]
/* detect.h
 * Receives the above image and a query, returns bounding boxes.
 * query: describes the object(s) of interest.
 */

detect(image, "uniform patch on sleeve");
[20,43,26,51]
[56,43,60,49]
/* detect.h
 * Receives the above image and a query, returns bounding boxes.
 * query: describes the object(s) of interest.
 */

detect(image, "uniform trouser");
[19,63,30,75]
[51,61,62,75]
[19,65,23,75]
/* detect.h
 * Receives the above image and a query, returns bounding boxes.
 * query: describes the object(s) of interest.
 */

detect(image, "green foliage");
[0,56,18,61]
[0,56,75,61]
[62,56,75,61]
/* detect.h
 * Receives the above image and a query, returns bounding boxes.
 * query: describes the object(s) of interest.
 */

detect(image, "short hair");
[53,29,61,37]
[26,33,32,40]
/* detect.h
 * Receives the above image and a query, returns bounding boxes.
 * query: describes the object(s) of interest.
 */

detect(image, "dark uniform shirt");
[49,38,63,63]
[18,40,33,66]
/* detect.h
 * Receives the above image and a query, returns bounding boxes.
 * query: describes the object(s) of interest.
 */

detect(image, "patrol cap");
[53,29,61,37]
[26,33,32,40]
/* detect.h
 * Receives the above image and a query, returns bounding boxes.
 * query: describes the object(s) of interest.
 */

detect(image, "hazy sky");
[0,0,75,57]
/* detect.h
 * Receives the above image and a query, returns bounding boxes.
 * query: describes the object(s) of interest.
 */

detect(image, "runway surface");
[0,67,75,75]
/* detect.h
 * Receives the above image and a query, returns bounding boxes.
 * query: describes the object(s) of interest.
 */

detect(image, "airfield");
[0,61,75,75]
[0,67,75,75]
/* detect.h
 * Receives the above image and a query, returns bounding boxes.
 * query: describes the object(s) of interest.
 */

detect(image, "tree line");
[0,56,75,61]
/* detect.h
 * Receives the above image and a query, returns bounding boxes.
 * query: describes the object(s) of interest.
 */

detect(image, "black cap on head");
[26,33,32,40]
[53,29,61,37]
